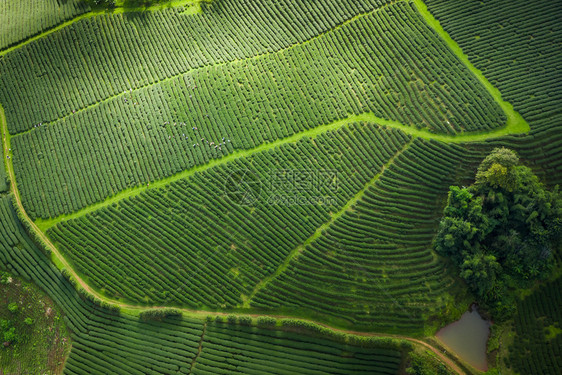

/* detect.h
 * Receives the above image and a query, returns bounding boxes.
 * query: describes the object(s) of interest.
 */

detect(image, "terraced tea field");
[1,0,560,374]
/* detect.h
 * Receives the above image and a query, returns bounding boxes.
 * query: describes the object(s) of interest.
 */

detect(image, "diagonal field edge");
[0,0,206,57]
[8,0,402,138]
[0,0,530,271]
[242,139,415,307]
[0,0,529,320]
[31,107,528,231]
[412,0,529,137]
[0,0,530,374]
[0,2,531,370]
[12,0,530,228]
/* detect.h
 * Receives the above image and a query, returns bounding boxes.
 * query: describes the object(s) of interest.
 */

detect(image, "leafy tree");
[24,317,34,326]
[139,308,182,321]
[435,148,562,318]
[7,302,18,313]
[406,351,451,375]
[1,319,19,346]
[460,252,501,297]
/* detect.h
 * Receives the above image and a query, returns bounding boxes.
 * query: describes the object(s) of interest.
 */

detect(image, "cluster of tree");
[1,304,33,347]
[1,319,18,347]
[139,308,182,321]
[435,148,562,318]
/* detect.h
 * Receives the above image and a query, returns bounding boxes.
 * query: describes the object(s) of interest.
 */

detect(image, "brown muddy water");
[436,305,491,371]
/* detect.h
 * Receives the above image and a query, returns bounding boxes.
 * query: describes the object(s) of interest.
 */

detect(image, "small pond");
[436,305,491,371]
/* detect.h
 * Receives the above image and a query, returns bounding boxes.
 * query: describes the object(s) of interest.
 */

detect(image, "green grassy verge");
[0,1,206,57]
[412,0,529,138]
[34,107,530,231]
[242,139,415,307]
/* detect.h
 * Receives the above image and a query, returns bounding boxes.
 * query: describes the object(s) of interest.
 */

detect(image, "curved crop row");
[11,0,504,219]
[425,0,562,132]
[0,0,89,51]
[0,195,406,374]
[46,123,411,308]
[426,0,562,187]
[484,122,562,187]
[0,0,393,133]
[0,195,203,374]
[250,139,487,334]
[506,277,562,375]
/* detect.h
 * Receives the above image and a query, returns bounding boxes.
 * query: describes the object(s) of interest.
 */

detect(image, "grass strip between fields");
[0,1,530,372]
[9,0,403,138]
[242,139,415,307]
[12,0,529,230]
[0,1,207,57]
[0,0,540,371]
[412,0,529,137]
[0,0,530,304]
[3,108,468,374]
[34,105,529,231]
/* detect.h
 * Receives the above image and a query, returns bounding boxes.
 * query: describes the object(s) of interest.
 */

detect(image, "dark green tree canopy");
[435,147,561,317]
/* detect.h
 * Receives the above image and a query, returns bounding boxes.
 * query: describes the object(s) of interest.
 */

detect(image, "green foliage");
[7,302,18,313]
[139,308,182,321]
[5,0,505,219]
[256,316,277,327]
[253,140,485,333]
[0,269,71,371]
[47,124,411,314]
[435,148,562,318]
[0,272,11,285]
[0,0,89,50]
[238,316,253,326]
[507,276,562,374]
[425,0,562,190]
[459,253,501,297]
[1,323,18,345]
[87,0,116,9]
[405,350,452,375]
[122,0,168,7]
[0,152,7,193]
[1,318,21,346]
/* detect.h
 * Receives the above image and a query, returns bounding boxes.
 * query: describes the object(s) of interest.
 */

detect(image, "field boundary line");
[8,1,400,137]
[10,0,530,228]
[7,0,529,141]
[242,139,415,307]
[412,0,529,138]
[0,0,531,309]
[33,107,528,230]
[0,2,536,373]
[2,106,471,375]
[189,322,207,372]
[0,1,206,58]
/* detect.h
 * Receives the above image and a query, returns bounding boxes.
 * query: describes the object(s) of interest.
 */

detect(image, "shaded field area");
[1,195,412,374]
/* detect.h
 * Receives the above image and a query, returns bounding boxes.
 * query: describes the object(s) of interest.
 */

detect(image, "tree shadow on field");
[123,10,151,23]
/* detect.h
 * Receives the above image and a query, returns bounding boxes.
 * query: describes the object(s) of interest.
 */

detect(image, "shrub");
[7,302,18,313]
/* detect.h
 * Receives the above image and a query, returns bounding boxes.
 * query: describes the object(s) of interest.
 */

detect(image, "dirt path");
[2,116,467,373]
[0,1,527,373]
